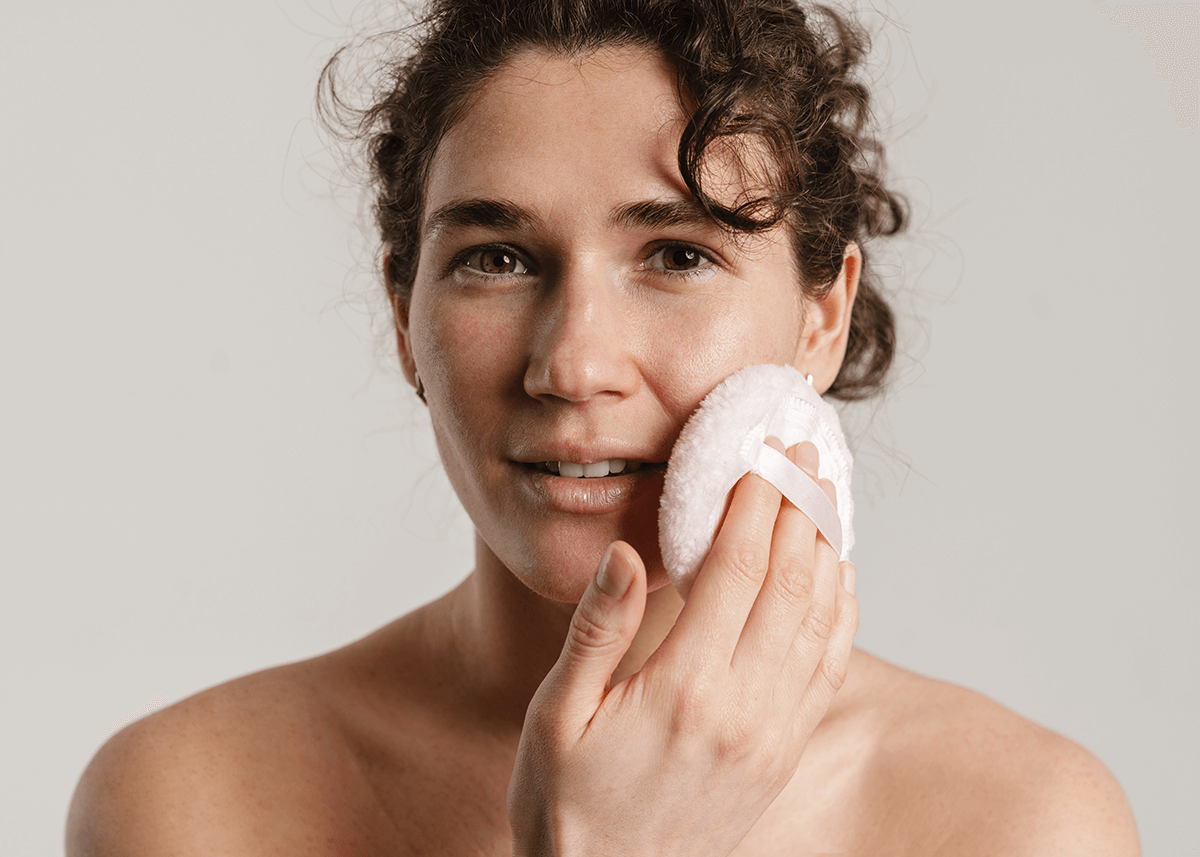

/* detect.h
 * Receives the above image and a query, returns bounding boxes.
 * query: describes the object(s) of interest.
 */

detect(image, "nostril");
[524,350,638,403]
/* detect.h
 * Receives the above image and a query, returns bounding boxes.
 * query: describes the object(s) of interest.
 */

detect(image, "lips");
[512,458,665,516]
[513,434,671,475]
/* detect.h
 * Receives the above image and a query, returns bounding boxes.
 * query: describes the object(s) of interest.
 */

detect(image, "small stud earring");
[415,374,427,404]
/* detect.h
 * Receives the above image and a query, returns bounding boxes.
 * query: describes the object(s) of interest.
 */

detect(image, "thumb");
[543,541,646,723]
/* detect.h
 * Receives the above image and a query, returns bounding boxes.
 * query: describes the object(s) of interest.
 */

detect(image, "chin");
[523,537,624,603]
[495,523,671,605]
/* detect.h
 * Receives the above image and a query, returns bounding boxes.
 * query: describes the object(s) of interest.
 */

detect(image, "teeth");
[546,459,631,478]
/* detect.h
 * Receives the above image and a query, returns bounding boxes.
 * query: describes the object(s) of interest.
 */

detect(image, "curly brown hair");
[319,0,906,400]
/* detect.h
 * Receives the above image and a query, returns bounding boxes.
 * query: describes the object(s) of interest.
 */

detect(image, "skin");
[66,46,1140,857]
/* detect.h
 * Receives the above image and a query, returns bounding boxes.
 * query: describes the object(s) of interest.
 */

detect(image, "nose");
[523,265,640,403]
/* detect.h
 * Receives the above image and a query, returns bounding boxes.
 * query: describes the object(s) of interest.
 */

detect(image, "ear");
[792,242,861,394]
[385,252,419,388]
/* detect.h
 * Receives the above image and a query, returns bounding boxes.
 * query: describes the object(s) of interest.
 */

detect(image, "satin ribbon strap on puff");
[752,442,843,556]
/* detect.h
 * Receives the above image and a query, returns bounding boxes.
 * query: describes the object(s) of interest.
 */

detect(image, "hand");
[507,439,859,857]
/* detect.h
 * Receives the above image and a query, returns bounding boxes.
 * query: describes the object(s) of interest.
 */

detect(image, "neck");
[447,532,684,733]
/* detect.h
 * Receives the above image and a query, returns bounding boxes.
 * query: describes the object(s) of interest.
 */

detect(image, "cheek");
[641,289,803,418]
[413,289,517,392]
[408,290,524,472]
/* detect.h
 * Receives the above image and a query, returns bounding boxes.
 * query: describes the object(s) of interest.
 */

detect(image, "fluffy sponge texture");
[658,364,854,597]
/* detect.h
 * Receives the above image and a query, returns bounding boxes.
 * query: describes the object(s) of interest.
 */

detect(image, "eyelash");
[641,242,716,277]
[449,244,535,278]
[446,241,717,280]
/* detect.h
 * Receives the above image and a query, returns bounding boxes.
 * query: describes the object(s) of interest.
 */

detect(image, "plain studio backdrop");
[2,0,1196,853]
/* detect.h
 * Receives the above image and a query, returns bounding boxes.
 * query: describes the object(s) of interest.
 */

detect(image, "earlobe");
[792,242,861,394]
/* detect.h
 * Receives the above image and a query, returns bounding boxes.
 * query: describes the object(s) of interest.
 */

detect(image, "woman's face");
[399,46,845,601]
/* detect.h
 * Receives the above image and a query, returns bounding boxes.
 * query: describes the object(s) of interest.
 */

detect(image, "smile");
[531,460,665,477]
[536,459,641,477]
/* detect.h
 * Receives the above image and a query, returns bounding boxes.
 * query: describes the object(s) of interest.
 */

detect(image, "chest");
[338,724,894,857]
[333,709,519,856]
[316,655,949,857]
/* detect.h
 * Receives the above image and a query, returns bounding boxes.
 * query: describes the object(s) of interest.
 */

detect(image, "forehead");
[423,46,692,223]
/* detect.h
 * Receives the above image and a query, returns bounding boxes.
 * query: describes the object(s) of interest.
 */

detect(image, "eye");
[460,246,531,275]
[644,243,714,274]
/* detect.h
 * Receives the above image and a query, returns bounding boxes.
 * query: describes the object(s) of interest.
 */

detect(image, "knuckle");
[721,539,769,590]
[565,608,620,657]
[799,600,836,644]
[746,741,777,782]
[745,725,795,788]
[714,712,757,762]
[818,652,849,692]
[770,555,816,608]
[670,679,716,739]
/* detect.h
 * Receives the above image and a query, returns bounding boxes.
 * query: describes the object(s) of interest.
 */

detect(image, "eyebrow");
[609,198,718,232]
[423,198,537,240]
[422,196,721,240]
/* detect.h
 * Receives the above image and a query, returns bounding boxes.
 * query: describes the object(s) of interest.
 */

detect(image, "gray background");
[2,1,1196,853]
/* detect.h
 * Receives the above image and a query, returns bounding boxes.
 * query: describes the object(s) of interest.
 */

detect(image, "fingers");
[539,542,647,736]
[791,559,857,740]
[671,438,786,668]
[770,449,854,720]
[664,436,856,722]
[731,442,839,684]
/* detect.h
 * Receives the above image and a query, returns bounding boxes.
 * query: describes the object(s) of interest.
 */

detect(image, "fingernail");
[798,442,819,478]
[839,561,856,595]
[597,543,633,599]
[765,435,785,453]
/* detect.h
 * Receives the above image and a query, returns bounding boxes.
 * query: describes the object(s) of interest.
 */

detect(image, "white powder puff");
[658,364,854,598]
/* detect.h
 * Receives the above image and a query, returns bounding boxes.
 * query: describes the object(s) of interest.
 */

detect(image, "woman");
[67,0,1140,853]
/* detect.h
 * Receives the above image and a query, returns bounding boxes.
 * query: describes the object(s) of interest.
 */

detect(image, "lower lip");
[518,465,665,514]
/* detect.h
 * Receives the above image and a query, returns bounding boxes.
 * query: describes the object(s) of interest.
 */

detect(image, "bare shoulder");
[847,649,1140,856]
[65,654,386,857]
